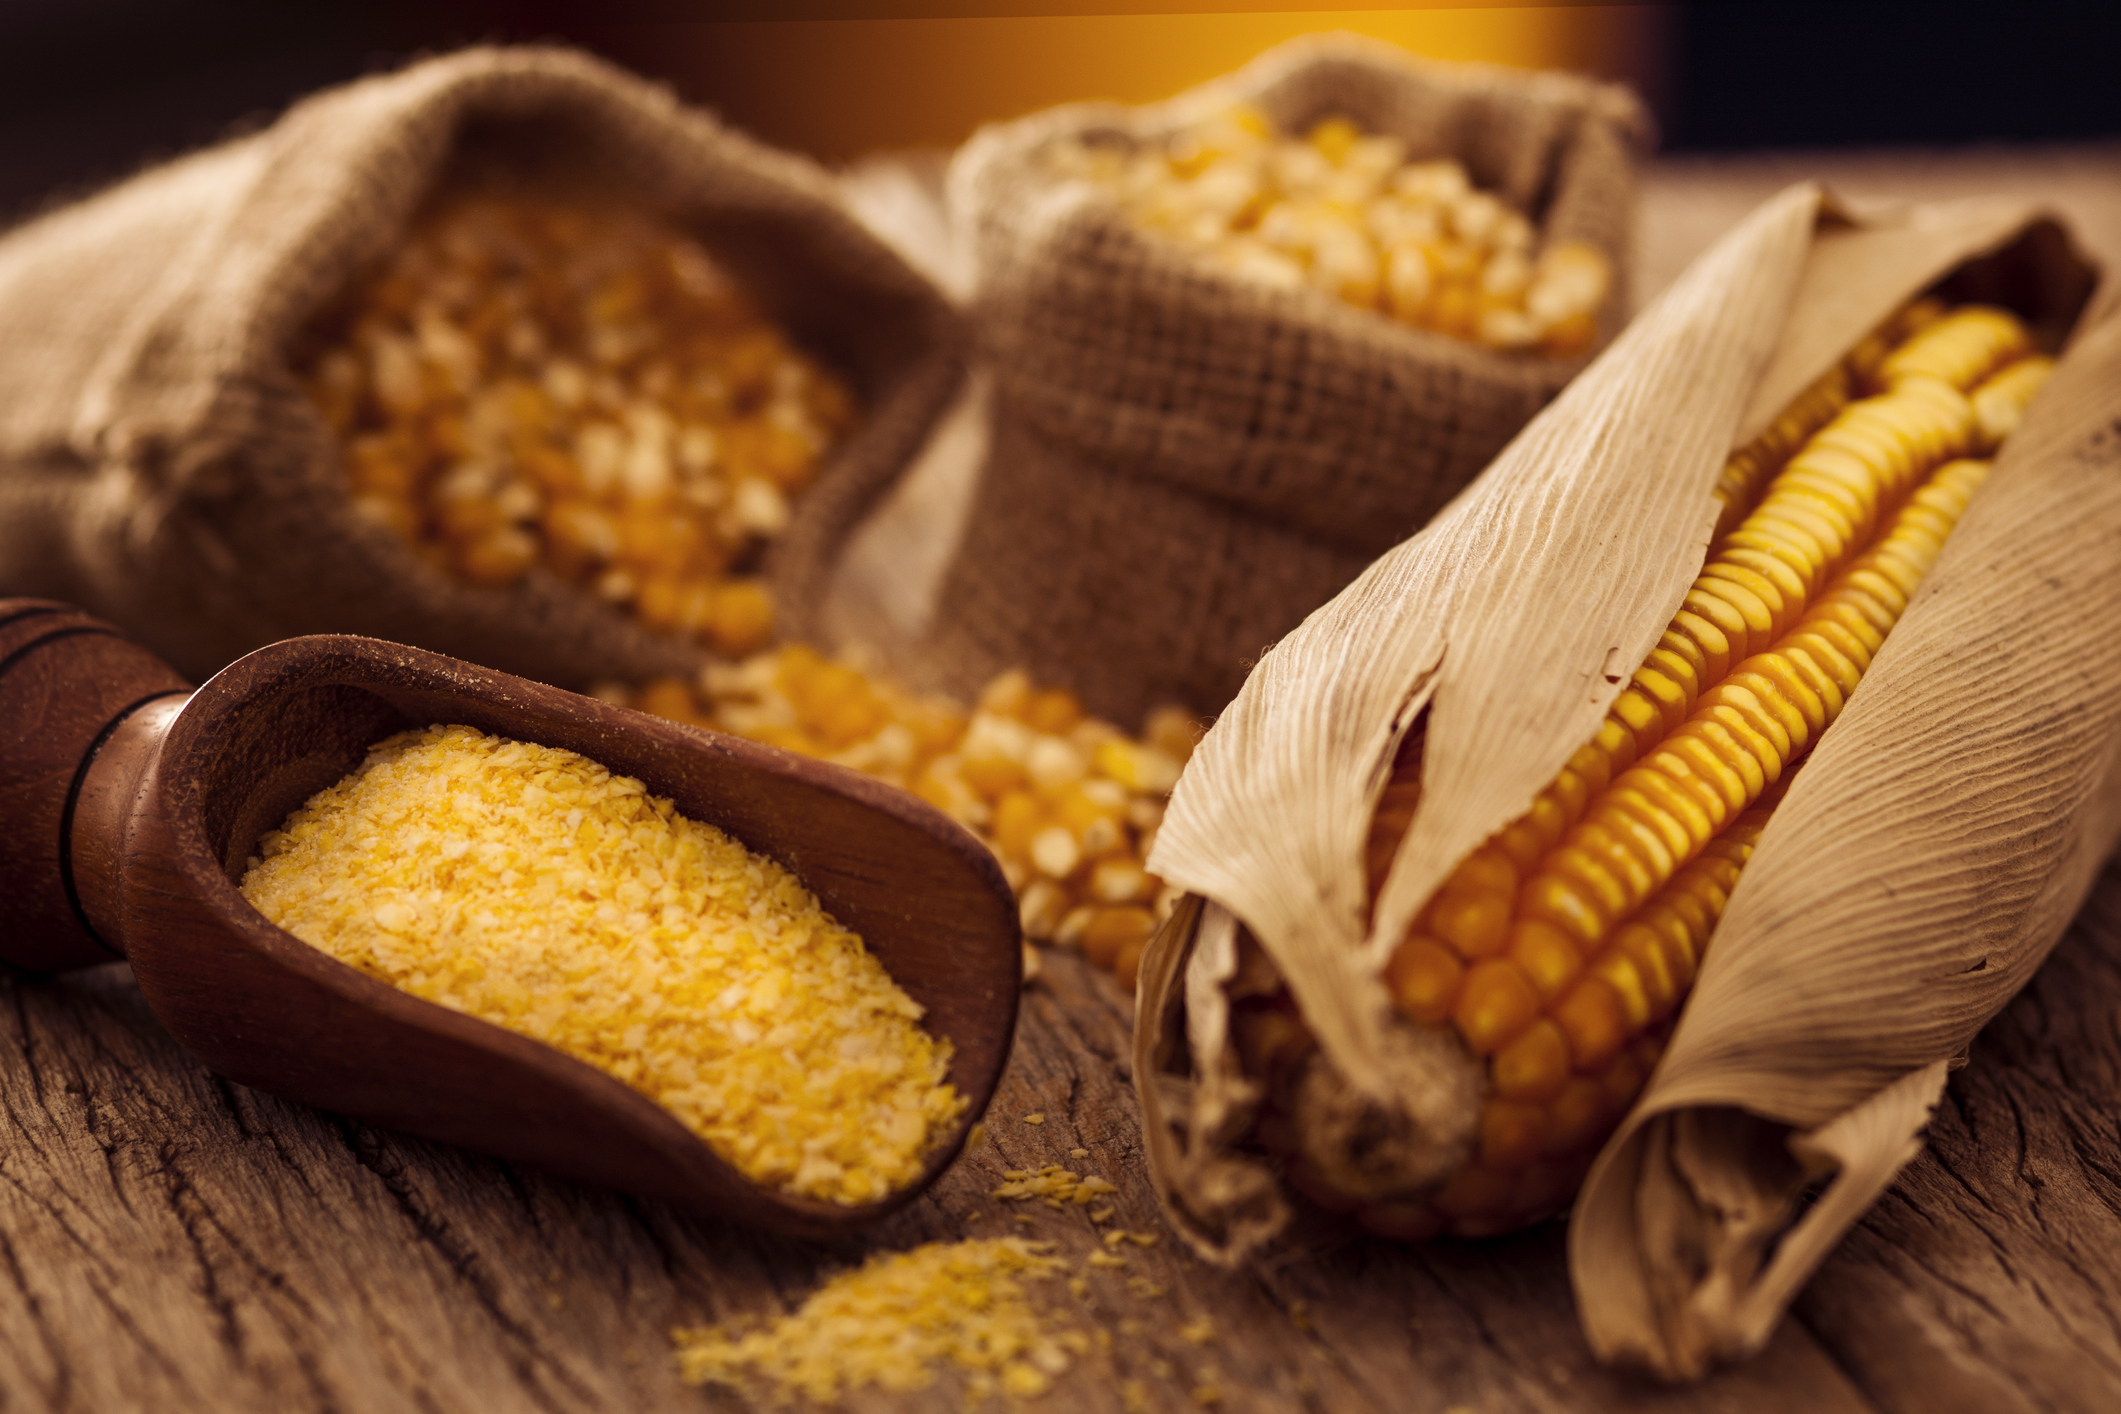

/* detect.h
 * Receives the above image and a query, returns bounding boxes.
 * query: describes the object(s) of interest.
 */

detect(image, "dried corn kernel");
[240,725,959,1204]
[1063,104,1609,354]
[297,194,855,651]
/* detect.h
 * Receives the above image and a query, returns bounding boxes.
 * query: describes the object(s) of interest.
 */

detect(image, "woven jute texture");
[916,35,1647,725]
[0,47,963,686]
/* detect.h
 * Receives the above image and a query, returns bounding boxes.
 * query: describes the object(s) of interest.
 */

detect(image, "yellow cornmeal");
[239,724,964,1204]
[674,1238,1077,1401]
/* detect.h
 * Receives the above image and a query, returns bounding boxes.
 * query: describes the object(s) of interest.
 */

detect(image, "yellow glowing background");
[609,7,1666,162]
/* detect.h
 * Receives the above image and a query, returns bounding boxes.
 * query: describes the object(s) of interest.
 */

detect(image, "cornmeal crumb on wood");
[673,1238,1073,1401]
[240,724,963,1204]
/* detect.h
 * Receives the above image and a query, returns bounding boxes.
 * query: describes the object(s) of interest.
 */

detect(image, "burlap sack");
[0,47,963,686]
[914,34,1648,726]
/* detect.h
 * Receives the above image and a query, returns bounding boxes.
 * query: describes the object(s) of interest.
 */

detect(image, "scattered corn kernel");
[992,1165,1118,1207]
[298,194,856,655]
[240,724,960,1204]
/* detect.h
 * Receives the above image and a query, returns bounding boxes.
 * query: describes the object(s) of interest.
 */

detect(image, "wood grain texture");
[3,860,2119,1412]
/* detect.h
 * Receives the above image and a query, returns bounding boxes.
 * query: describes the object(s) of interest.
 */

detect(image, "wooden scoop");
[0,599,1021,1238]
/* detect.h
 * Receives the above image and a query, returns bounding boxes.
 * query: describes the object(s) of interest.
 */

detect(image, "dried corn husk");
[1134,183,2107,1374]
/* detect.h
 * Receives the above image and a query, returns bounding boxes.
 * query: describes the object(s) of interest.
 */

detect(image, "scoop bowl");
[0,599,1021,1238]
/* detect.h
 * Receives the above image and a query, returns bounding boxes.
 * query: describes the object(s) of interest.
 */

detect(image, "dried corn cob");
[1063,105,1611,355]
[298,193,856,657]
[1232,303,2054,1238]
[603,651,1200,988]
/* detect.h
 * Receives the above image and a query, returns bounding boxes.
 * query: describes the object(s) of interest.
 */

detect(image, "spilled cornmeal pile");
[240,724,964,1205]
[674,1238,1079,1401]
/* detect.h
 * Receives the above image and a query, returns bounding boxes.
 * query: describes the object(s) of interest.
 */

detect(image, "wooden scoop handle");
[0,600,191,971]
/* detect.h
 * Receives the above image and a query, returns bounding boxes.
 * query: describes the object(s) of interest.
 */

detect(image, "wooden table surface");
[6,877,2119,1413]
[6,146,2119,1412]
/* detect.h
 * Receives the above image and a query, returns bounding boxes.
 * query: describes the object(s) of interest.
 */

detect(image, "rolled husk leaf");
[1134,183,2106,1369]
[0,46,963,685]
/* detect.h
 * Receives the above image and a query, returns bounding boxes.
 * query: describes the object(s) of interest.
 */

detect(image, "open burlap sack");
[914,34,1648,726]
[0,46,963,686]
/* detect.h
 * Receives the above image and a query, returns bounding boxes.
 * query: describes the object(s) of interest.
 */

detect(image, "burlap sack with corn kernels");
[916,34,1649,726]
[0,46,962,685]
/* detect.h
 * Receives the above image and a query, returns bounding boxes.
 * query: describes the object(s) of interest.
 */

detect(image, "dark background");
[1665,1,2118,149]
[0,1,2113,228]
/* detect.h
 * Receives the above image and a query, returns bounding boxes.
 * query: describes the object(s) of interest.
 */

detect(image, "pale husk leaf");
[1572,291,2121,1378]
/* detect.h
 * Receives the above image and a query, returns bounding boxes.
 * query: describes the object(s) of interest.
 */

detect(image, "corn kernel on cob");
[604,652,1202,990]
[1064,104,1611,355]
[297,193,856,657]
[1237,302,2055,1237]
